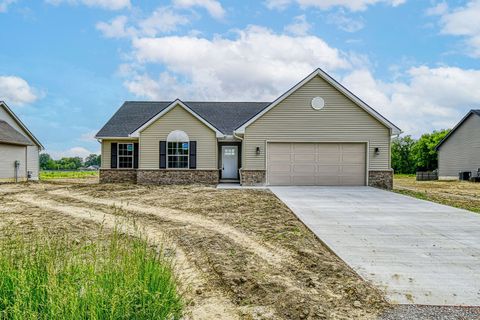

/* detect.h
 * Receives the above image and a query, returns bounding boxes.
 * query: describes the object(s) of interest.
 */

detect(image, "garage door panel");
[293,153,316,162]
[269,175,292,185]
[292,164,316,173]
[293,144,315,152]
[269,153,291,161]
[317,165,341,174]
[268,164,291,173]
[317,144,340,153]
[293,175,316,185]
[341,154,365,164]
[342,144,365,152]
[269,143,291,154]
[317,154,341,164]
[315,176,341,185]
[267,143,366,186]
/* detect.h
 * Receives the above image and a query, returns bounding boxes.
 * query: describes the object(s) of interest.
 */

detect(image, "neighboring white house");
[0,101,43,182]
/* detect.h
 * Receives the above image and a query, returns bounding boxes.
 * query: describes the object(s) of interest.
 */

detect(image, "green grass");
[40,170,99,180]
[0,227,183,319]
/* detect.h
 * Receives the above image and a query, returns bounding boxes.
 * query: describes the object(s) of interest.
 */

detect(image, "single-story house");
[0,101,43,182]
[96,69,401,189]
[436,109,480,180]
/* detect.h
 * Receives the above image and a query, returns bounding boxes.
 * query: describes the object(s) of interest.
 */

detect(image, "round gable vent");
[311,97,325,110]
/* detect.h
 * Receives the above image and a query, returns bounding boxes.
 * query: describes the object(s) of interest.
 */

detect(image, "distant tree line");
[392,129,450,174]
[40,153,101,170]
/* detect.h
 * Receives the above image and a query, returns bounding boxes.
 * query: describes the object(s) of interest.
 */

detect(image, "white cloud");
[139,7,190,36]
[342,66,480,136]
[284,15,311,36]
[265,0,406,11]
[48,147,98,160]
[327,9,365,32]
[125,25,351,100]
[173,0,225,19]
[45,0,130,10]
[435,0,480,57]
[0,0,16,12]
[96,15,133,38]
[96,8,189,38]
[426,2,448,16]
[0,76,39,106]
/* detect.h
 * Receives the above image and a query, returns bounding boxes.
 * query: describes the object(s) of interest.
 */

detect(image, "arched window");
[166,130,189,168]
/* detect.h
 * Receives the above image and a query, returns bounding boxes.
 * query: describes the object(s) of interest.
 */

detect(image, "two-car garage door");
[267,142,366,186]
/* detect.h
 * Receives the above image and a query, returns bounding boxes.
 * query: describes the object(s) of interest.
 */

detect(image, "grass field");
[0,226,183,319]
[394,175,480,213]
[40,170,99,180]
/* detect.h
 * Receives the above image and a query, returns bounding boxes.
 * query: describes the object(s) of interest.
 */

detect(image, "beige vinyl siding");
[0,143,27,182]
[140,105,217,169]
[243,75,391,171]
[101,139,138,169]
[438,114,480,178]
[27,145,39,179]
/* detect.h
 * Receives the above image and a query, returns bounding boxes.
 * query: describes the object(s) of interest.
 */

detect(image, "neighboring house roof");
[436,109,480,150]
[235,68,402,135]
[0,101,44,149]
[96,100,270,138]
[0,120,34,146]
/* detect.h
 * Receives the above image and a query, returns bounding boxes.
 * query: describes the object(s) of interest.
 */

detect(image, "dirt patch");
[1,182,389,319]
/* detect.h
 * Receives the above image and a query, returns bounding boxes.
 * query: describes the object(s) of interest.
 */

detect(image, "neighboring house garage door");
[267,142,366,186]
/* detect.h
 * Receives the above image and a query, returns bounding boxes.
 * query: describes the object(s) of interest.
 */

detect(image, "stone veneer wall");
[368,170,393,190]
[99,169,137,183]
[240,170,266,186]
[137,170,219,185]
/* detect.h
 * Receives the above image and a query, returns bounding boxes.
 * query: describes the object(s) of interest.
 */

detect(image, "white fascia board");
[129,99,224,138]
[234,69,402,136]
[0,101,45,149]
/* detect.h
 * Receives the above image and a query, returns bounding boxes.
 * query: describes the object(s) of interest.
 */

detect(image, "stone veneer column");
[240,170,266,186]
[368,170,393,190]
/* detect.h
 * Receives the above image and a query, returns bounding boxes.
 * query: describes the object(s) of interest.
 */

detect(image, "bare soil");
[0,180,389,319]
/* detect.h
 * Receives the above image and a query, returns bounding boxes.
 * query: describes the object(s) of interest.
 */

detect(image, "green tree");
[39,153,52,170]
[84,154,101,167]
[391,135,416,174]
[412,129,450,171]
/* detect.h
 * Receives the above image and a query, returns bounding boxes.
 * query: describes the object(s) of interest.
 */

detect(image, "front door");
[221,146,238,179]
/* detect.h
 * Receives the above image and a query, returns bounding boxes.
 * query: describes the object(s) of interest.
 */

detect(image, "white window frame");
[118,143,134,169]
[167,141,190,169]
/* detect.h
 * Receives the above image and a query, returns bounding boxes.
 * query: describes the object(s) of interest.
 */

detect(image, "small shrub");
[0,227,183,319]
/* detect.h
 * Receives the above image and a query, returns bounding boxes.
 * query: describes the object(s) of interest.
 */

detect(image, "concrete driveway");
[270,186,480,306]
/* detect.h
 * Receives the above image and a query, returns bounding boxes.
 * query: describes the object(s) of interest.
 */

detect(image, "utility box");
[459,171,471,181]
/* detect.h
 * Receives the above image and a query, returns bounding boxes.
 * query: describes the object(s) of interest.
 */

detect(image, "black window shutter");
[159,141,167,169]
[111,143,117,169]
[189,141,197,169]
[133,142,139,169]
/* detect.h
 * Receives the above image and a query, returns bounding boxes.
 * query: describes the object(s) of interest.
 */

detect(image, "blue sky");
[1,0,480,158]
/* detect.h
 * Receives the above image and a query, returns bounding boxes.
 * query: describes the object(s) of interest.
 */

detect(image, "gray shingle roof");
[436,109,480,150]
[96,101,271,137]
[0,120,33,146]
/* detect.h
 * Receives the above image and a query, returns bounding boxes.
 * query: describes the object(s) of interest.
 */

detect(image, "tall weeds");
[0,226,183,319]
